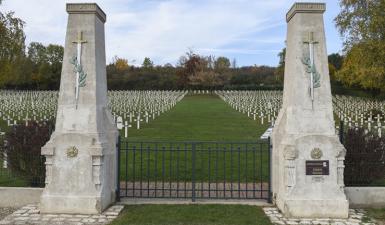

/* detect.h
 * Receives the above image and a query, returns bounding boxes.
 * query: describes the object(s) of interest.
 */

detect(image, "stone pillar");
[271,2,349,218]
[40,3,118,214]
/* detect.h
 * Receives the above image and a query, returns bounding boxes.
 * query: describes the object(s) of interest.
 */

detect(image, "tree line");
[334,0,385,96]
[0,1,63,90]
[107,53,280,90]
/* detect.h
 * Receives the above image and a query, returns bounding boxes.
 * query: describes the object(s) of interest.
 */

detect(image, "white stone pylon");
[271,3,349,218]
[40,3,118,214]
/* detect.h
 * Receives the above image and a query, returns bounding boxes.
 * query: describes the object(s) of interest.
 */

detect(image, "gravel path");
[264,207,378,225]
[0,208,15,221]
[0,204,124,225]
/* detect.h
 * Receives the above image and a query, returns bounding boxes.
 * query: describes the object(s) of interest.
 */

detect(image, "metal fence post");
[192,142,196,202]
[116,135,121,202]
[339,120,344,144]
[267,137,272,203]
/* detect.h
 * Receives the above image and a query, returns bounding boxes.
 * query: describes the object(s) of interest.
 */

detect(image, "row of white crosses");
[108,90,187,137]
[0,90,186,169]
[217,91,385,138]
[216,90,283,126]
[0,90,383,138]
[0,90,58,127]
[0,129,5,168]
[0,90,187,139]
[333,95,385,137]
[190,90,212,95]
[0,90,57,170]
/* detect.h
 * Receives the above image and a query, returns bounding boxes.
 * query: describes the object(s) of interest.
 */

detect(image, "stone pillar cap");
[286,2,325,22]
[66,3,106,23]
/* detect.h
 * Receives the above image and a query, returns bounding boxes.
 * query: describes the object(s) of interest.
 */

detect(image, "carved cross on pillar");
[303,32,320,109]
[72,31,87,108]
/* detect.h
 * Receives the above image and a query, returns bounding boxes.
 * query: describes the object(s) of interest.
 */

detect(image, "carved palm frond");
[70,55,87,87]
[302,55,321,88]
[78,71,87,87]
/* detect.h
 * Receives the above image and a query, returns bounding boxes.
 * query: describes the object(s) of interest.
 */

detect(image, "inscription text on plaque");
[306,160,329,175]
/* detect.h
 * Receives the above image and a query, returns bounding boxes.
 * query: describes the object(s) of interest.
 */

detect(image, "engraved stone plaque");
[306,160,329,175]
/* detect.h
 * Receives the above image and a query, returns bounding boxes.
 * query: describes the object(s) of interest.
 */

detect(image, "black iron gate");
[117,138,271,202]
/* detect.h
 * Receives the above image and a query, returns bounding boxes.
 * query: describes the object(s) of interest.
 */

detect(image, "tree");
[142,57,153,68]
[164,63,173,68]
[335,0,385,92]
[328,53,343,83]
[0,12,25,62]
[112,56,129,72]
[0,3,26,88]
[180,51,206,76]
[335,0,385,47]
[336,41,385,92]
[44,44,63,89]
[45,44,63,66]
[274,48,285,83]
[27,42,47,64]
[25,42,63,89]
[214,56,230,72]
[328,63,337,82]
[328,53,343,70]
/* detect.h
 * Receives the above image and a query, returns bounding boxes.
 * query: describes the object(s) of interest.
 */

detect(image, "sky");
[1,0,344,67]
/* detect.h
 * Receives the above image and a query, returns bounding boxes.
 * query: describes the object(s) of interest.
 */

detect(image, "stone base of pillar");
[40,194,113,214]
[39,131,117,214]
[273,134,350,219]
[282,198,349,218]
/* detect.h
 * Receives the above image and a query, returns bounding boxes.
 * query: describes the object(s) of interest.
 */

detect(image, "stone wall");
[0,187,43,207]
[1,187,384,208]
[345,187,385,208]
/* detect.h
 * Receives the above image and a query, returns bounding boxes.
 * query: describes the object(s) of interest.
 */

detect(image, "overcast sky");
[1,0,343,67]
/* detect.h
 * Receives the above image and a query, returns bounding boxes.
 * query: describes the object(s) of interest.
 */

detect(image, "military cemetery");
[0,1,384,225]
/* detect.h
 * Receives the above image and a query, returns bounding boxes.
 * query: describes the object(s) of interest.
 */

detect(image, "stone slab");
[345,187,385,208]
[0,204,124,225]
[0,188,43,208]
[263,207,377,225]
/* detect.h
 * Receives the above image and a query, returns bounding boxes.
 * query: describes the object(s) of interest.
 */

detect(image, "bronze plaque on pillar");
[306,160,329,175]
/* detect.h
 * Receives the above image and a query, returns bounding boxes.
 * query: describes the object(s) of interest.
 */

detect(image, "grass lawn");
[366,208,385,224]
[118,94,270,182]
[118,142,270,182]
[122,94,269,141]
[0,167,29,187]
[0,152,33,186]
[109,205,272,225]
[0,94,270,187]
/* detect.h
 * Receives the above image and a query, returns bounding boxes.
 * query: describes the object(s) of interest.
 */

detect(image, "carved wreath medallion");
[66,146,79,158]
[311,148,322,159]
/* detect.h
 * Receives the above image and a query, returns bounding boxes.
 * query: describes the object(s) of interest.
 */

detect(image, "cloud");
[1,0,342,66]
[105,0,290,65]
